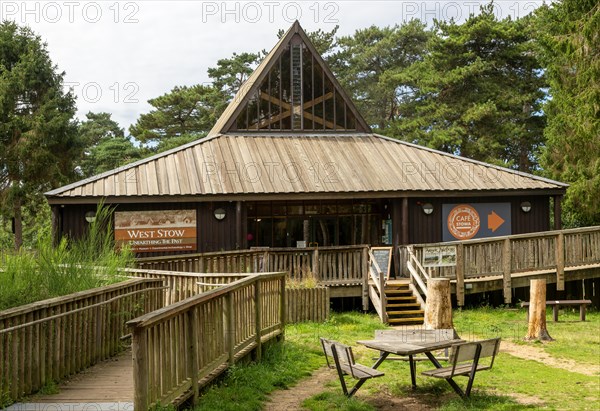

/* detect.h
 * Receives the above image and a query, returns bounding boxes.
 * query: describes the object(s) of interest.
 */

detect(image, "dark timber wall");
[57,194,551,258]
[407,195,551,244]
[58,202,239,257]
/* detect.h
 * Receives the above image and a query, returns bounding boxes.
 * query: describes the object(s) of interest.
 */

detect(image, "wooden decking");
[7,350,133,410]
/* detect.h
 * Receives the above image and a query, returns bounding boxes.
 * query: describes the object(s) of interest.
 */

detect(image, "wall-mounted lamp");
[520,201,532,213]
[85,211,96,223]
[422,203,434,215]
[214,208,226,221]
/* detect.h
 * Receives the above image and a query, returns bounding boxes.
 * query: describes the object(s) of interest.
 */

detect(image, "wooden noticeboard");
[371,247,393,280]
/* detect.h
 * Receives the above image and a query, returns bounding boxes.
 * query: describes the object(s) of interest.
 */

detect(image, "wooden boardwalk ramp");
[6,350,133,411]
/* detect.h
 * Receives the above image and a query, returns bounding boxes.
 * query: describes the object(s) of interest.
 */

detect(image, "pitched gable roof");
[45,133,566,202]
[208,21,370,136]
[45,22,567,203]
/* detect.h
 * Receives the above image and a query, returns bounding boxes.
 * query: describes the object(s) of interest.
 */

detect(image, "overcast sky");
[1,0,545,133]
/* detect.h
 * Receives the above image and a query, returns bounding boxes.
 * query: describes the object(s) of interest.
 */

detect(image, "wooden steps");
[384,282,424,325]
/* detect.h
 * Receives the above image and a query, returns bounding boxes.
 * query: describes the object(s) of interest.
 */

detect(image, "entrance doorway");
[310,217,337,247]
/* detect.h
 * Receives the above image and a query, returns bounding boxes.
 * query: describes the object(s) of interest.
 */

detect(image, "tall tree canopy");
[129,84,226,149]
[390,6,546,171]
[330,21,430,130]
[207,52,262,98]
[538,0,600,226]
[78,112,141,177]
[0,21,81,249]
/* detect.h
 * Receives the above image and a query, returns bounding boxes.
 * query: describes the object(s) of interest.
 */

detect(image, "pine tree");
[391,5,546,171]
[78,112,141,177]
[538,0,600,225]
[0,21,81,249]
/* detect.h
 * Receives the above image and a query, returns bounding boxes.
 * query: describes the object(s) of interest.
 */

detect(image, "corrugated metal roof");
[45,133,567,201]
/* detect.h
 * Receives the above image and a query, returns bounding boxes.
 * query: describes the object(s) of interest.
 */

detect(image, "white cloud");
[1,0,543,131]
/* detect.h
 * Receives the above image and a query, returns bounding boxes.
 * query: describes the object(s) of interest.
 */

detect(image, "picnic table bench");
[521,299,592,322]
[421,338,501,398]
[320,338,384,397]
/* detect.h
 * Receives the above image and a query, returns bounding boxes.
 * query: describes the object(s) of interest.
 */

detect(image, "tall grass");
[0,204,133,310]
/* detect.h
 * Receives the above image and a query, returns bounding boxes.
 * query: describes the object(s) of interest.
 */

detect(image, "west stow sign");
[442,203,511,242]
[115,210,197,252]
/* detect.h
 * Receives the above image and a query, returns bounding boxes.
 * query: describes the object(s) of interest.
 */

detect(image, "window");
[232,34,365,133]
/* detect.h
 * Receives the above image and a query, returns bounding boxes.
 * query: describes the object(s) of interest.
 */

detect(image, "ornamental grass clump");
[0,204,133,310]
[286,268,319,289]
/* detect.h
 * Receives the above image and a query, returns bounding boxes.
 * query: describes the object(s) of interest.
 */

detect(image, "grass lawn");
[193,309,600,411]
[453,306,600,366]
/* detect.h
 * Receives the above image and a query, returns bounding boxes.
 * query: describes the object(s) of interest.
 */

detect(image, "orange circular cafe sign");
[447,204,481,240]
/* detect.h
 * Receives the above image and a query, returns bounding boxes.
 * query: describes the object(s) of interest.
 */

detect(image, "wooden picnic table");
[357,336,464,391]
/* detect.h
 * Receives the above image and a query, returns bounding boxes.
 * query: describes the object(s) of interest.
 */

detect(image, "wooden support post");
[424,278,453,329]
[132,328,148,411]
[187,308,199,406]
[254,281,262,360]
[401,197,409,245]
[312,248,320,280]
[502,238,512,304]
[236,201,242,249]
[391,199,402,278]
[556,233,565,291]
[456,244,465,307]
[554,195,562,230]
[525,279,553,341]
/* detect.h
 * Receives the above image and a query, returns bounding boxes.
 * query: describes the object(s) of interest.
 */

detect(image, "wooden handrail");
[408,225,600,248]
[135,246,369,288]
[0,278,163,405]
[406,246,429,297]
[403,226,600,306]
[367,249,387,322]
[127,272,282,329]
[0,277,140,319]
[127,271,286,409]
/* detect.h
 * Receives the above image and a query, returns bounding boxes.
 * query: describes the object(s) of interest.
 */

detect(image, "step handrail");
[406,246,429,298]
[368,249,387,322]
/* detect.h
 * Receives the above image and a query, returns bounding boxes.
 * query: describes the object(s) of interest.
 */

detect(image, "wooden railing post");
[263,250,270,272]
[132,327,148,411]
[456,243,465,307]
[279,276,286,341]
[503,238,512,303]
[312,248,320,280]
[379,263,387,323]
[362,247,369,311]
[198,256,205,273]
[187,307,199,406]
[225,293,235,365]
[254,280,262,360]
[556,233,565,291]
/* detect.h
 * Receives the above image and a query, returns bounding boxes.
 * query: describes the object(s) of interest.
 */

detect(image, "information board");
[371,247,393,279]
[115,209,197,253]
[423,245,457,267]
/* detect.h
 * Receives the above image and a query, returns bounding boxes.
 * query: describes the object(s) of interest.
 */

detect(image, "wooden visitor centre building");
[45,22,568,278]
